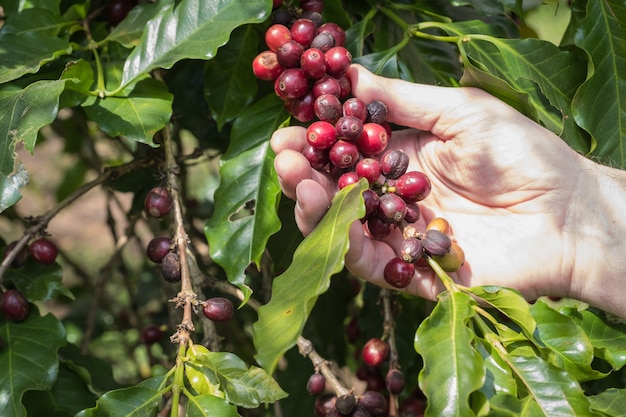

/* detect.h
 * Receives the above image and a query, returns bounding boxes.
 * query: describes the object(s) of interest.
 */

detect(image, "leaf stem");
[170,343,187,417]
[426,256,458,292]
[407,21,462,43]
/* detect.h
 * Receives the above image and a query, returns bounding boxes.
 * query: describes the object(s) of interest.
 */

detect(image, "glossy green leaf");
[82,78,173,146]
[117,0,269,90]
[588,388,626,416]
[106,0,170,48]
[530,301,605,381]
[505,355,597,416]
[486,393,542,417]
[414,291,485,417]
[189,348,287,408]
[253,180,368,374]
[475,337,516,398]
[205,94,288,303]
[468,286,536,339]
[0,7,68,36]
[186,345,223,397]
[204,25,259,130]
[58,344,121,396]
[75,375,168,417]
[0,162,29,213]
[59,59,95,108]
[559,307,626,371]
[5,261,74,301]
[0,312,66,417]
[1,0,60,14]
[573,0,626,166]
[0,32,71,84]
[186,394,241,417]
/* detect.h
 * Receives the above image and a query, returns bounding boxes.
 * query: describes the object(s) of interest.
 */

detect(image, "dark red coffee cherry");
[329,140,359,168]
[276,40,304,68]
[300,48,327,79]
[252,50,284,81]
[335,116,363,141]
[318,22,346,46]
[383,257,415,288]
[378,193,407,223]
[106,0,137,25]
[307,372,326,396]
[307,121,337,149]
[337,172,360,190]
[286,90,316,122]
[314,394,336,417]
[361,189,380,220]
[361,338,389,367]
[3,240,28,268]
[202,297,234,322]
[274,68,309,99]
[1,289,29,322]
[386,369,405,395]
[301,0,324,13]
[291,18,317,48]
[395,171,431,202]
[141,325,163,345]
[356,158,381,184]
[146,236,171,263]
[161,251,181,282]
[366,216,395,240]
[144,186,173,218]
[343,98,368,122]
[400,238,423,263]
[380,149,409,180]
[314,94,342,124]
[312,75,341,97]
[29,238,58,265]
[302,144,330,170]
[366,100,389,124]
[356,123,388,156]
[265,24,292,52]
[404,202,421,223]
[324,46,352,77]
[336,74,351,99]
[360,390,388,417]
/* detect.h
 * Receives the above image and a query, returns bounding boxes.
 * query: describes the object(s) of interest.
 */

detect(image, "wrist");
[567,158,626,317]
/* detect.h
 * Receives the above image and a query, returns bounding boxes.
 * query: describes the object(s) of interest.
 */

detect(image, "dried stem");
[381,288,400,417]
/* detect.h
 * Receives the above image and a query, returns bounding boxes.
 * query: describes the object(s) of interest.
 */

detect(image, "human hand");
[271,64,591,303]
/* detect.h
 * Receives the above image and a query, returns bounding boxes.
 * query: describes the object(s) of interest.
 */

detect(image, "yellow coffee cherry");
[432,242,465,272]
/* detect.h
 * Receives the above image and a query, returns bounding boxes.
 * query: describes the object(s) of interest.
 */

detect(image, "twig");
[381,288,400,417]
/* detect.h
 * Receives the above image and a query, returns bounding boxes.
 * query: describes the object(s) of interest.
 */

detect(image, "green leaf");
[117,0,269,91]
[486,393,543,417]
[205,94,288,303]
[572,0,626,166]
[106,0,171,48]
[186,394,241,417]
[82,78,173,145]
[0,162,29,213]
[559,307,626,371]
[468,286,536,339]
[189,348,287,408]
[414,291,484,417]
[0,312,66,417]
[0,32,71,84]
[588,388,626,416]
[475,337,516,398]
[204,25,259,130]
[58,344,121,396]
[1,7,68,36]
[186,345,223,397]
[60,59,95,108]
[253,180,368,374]
[75,375,168,417]
[5,260,74,301]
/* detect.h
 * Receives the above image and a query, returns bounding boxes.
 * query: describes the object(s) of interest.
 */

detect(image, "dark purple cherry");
[1,289,29,322]
[144,186,173,218]
[202,297,234,322]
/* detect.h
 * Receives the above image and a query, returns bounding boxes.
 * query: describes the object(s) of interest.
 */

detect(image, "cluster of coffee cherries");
[143,186,234,324]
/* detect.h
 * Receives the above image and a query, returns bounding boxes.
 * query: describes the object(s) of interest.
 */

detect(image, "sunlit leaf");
[588,388,626,416]
[106,0,170,48]
[185,394,241,417]
[475,337,516,398]
[486,393,543,417]
[253,180,368,374]
[468,286,536,339]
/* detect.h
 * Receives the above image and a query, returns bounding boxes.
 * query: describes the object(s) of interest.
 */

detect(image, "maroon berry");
[29,238,58,265]
[314,94,342,123]
[377,193,407,223]
[302,144,330,170]
[356,158,381,183]
[312,75,341,98]
[301,10,323,27]
[336,394,356,415]
[400,238,423,263]
[310,32,335,53]
[300,48,327,79]
[106,0,137,25]
[366,100,389,124]
[144,186,173,218]
[337,172,360,190]
[252,50,284,81]
[362,189,380,220]
[360,391,388,417]
[146,236,171,263]
[404,202,421,223]
[202,297,234,322]
[141,325,163,345]
[265,24,292,52]
[274,68,309,99]
[314,394,336,417]
[400,397,426,416]
[343,98,368,122]
[286,90,316,122]
[307,121,337,149]
[291,18,317,48]
[421,229,452,257]
[395,171,431,202]
[300,0,324,13]
[3,241,28,268]
[276,40,304,68]
[356,123,388,156]
[161,251,181,282]
[366,216,395,239]
[386,369,405,394]
[272,0,283,8]
[1,289,29,322]
[384,257,415,288]
[336,74,352,99]
[307,372,326,396]
[318,22,346,46]
[335,116,363,141]
[380,149,409,180]
[329,140,359,168]
[362,338,389,367]
[324,46,352,77]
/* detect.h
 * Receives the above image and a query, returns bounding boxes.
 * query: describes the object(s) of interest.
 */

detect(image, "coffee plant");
[1,0,625,416]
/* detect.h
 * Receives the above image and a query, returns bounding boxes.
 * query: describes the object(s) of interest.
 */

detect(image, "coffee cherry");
[265,24,292,52]
[276,40,304,68]
[362,189,380,220]
[336,74,351,99]
[395,171,431,202]
[421,229,452,257]
[427,217,450,234]
[300,0,324,13]
[202,297,234,322]
[286,90,316,122]
[384,257,415,288]
[343,98,368,122]
[400,238,423,263]
[300,48,327,79]
[336,393,356,415]
[380,149,409,180]
[271,8,293,25]
[144,186,173,218]
[291,18,317,48]
[404,202,421,223]
[307,372,326,396]
[301,10,323,27]
[360,391,388,417]
[310,32,335,53]
[386,369,405,394]
[366,216,395,240]
[337,172,360,190]
[3,240,28,268]
[335,116,363,141]
[252,50,284,81]
[274,68,309,99]
[141,325,163,345]
[106,0,137,25]
[307,121,337,149]
[314,94,342,124]
[272,0,283,8]
[356,158,381,184]
[161,251,181,282]
[29,238,58,265]
[432,241,465,272]
[329,140,359,168]
[378,193,407,223]
[146,236,171,263]
[312,74,341,97]
[314,394,337,417]
[356,123,388,156]
[302,145,330,170]
[366,100,389,124]
[362,338,389,367]
[399,397,426,416]
[318,22,346,46]
[324,46,352,77]
[1,289,29,322]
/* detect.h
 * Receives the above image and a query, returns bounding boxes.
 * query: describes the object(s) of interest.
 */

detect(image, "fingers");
[294,179,331,236]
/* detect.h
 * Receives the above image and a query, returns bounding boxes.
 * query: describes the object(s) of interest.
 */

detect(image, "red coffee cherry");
[276,40,305,68]
[307,372,326,396]
[146,236,171,263]
[314,94,342,124]
[356,123,388,156]
[383,257,415,288]
[252,50,284,81]
[343,98,368,122]
[395,171,431,202]
[337,172,360,190]
[324,46,352,77]
[302,145,330,170]
[362,338,389,367]
[291,18,317,48]
[318,22,346,46]
[202,297,234,322]
[335,116,363,141]
[274,68,309,99]
[286,91,316,123]
[300,48,327,79]
[265,24,292,52]
[356,158,381,184]
[1,289,29,322]
[307,121,337,149]
[144,186,173,218]
[141,325,163,345]
[29,238,58,265]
